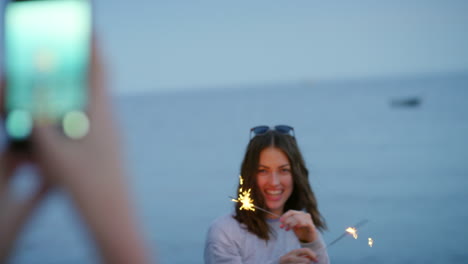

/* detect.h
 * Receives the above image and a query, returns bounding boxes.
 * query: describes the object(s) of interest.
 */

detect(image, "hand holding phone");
[1,41,152,264]
[3,0,92,145]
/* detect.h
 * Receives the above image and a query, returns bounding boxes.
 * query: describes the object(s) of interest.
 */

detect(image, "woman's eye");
[281,168,291,173]
[257,169,267,173]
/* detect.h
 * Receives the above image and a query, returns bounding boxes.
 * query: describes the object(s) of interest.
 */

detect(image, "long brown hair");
[234,130,326,240]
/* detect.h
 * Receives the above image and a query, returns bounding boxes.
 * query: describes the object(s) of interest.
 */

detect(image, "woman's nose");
[269,171,280,185]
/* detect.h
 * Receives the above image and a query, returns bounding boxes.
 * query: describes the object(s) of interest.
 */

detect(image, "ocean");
[9,73,468,263]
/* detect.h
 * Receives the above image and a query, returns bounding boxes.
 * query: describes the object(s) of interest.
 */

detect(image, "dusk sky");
[78,1,468,94]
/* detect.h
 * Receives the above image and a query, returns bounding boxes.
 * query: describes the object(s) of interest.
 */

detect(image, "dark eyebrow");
[258,164,290,169]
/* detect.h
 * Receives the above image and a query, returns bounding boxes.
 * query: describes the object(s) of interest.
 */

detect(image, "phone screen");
[4,0,91,140]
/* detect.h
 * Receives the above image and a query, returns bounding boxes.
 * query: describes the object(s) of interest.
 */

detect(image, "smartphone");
[3,0,92,147]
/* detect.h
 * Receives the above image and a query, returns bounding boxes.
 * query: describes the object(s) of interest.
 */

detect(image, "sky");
[8,0,468,95]
[92,0,468,94]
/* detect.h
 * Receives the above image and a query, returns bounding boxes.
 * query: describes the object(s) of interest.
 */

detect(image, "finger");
[88,36,114,122]
[287,256,313,264]
[282,254,313,264]
[284,212,310,230]
[89,36,106,105]
[293,248,318,263]
[280,210,300,229]
[293,216,312,229]
[280,209,299,222]
[87,37,120,145]
[282,216,298,231]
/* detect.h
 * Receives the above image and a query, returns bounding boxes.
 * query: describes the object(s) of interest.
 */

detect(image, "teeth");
[266,190,282,195]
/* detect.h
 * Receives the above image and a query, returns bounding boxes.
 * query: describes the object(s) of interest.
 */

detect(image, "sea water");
[10,73,468,263]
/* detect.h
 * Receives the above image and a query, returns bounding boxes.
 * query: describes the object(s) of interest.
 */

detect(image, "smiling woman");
[204,126,329,264]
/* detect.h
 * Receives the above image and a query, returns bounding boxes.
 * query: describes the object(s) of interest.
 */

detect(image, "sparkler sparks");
[346,227,358,239]
[230,175,281,217]
[231,175,255,211]
[368,238,374,247]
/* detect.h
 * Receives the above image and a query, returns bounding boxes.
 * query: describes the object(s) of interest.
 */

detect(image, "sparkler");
[326,219,369,248]
[230,195,281,218]
[231,175,255,211]
[230,175,281,218]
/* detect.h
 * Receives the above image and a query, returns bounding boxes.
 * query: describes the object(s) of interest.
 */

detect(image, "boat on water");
[390,96,422,108]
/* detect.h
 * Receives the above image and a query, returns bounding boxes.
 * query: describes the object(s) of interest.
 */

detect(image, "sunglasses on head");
[249,125,295,140]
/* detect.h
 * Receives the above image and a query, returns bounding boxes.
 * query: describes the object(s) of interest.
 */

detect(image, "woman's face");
[256,147,293,217]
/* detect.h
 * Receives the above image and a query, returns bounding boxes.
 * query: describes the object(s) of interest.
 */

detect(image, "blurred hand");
[279,248,318,264]
[0,41,151,264]
[280,210,318,243]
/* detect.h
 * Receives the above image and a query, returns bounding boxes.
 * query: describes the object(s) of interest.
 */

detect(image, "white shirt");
[204,214,330,264]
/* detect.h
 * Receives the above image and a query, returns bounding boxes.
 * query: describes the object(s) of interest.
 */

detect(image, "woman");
[205,125,329,264]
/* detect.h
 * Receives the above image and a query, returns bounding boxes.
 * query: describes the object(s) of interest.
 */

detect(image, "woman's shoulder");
[204,214,248,263]
[207,213,248,242]
[208,213,242,234]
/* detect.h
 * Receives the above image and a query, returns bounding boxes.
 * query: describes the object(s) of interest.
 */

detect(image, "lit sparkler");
[231,175,255,211]
[326,219,369,248]
[230,175,281,218]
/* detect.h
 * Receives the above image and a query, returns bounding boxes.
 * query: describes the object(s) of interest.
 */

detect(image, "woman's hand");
[280,210,317,243]
[279,248,318,264]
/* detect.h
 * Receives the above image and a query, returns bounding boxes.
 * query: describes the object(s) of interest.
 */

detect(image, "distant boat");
[390,97,422,108]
